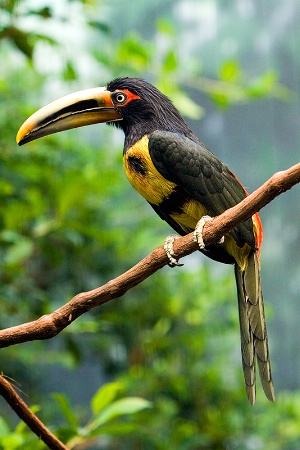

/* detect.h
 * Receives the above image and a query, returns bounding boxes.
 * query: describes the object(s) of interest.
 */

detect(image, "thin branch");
[0,375,69,450]
[0,162,299,349]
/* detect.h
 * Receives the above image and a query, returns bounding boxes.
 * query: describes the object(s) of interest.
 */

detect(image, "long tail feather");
[235,251,275,404]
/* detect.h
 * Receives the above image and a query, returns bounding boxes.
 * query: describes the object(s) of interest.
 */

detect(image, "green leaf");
[156,18,175,36]
[30,7,52,19]
[172,91,204,120]
[88,21,110,34]
[4,26,35,59]
[210,92,229,108]
[0,434,23,449]
[0,178,14,195]
[163,50,178,72]
[246,70,291,100]
[0,416,10,437]
[220,60,241,82]
[91,381,124,415]
[4,238,34,266]
[89,422,138,436]
[52,393,79,429]
[116,34,152,70]
[89,397,152,432]
[63,60,77,81]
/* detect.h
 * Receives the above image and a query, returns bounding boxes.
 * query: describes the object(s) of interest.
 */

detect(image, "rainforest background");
[1,0,300,448]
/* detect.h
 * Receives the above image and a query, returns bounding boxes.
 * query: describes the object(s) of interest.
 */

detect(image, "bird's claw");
[164,234,184,267]
[194,215,224,249]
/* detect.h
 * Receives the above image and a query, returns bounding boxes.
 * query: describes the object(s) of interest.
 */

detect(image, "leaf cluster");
[0,1,300,449]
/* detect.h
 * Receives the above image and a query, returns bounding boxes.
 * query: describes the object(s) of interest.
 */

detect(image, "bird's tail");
[234,250,275,405]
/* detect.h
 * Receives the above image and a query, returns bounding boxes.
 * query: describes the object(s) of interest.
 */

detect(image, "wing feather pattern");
[149,130,255,248]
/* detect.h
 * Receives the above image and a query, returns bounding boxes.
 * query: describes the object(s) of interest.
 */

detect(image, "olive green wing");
[148,130,255,249]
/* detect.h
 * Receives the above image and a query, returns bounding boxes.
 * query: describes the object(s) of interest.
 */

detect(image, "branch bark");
[0,162,299,350]
[0,375,69,449]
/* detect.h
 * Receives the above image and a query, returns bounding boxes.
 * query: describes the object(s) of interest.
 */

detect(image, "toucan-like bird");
[17,77,274,404]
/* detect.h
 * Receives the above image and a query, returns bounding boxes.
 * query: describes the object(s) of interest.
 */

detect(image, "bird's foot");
[194,215,224,249]
[164,234,184,267]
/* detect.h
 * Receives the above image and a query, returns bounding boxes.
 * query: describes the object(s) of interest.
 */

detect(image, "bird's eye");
[113,92,127,105]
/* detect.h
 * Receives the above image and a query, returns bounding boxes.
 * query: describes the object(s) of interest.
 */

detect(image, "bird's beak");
[16,87,122,145]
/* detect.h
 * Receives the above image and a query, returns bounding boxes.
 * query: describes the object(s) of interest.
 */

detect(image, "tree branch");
[0,375,69,450]
[0,162,299,349]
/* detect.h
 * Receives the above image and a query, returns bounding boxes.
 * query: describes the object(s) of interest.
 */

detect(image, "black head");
[106,77,195,150]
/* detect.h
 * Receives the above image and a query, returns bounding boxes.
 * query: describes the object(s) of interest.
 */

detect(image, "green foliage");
[0,0,300,449]
[0,383,150,449]
[64,383,151,448]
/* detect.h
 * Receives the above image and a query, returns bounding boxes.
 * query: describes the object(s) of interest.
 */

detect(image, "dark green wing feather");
[148,130,255,249]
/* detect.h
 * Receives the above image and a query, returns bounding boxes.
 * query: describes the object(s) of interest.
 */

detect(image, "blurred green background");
[1,0,300,448]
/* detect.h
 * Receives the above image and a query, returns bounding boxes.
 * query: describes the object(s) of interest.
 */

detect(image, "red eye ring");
[112,91,127,105]
[112,89,141,107]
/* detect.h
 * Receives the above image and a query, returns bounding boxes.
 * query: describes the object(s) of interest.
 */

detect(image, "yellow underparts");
[123,135,176,205]
[123,135,252,269]
[170,203,207,231]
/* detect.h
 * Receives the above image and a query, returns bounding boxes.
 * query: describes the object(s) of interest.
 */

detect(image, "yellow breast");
[123,134,252,267]
[123,135,176,205]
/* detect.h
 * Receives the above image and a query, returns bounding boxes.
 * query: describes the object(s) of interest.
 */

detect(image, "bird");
[16,77,275,404]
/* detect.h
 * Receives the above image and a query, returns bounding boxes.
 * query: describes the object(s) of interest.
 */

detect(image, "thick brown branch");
[0,375,69,449]
[0,162,299,349]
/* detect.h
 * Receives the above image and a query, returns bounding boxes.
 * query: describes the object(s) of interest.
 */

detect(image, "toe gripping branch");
[164,234,184,267]
[194,215,224,249]
[164,216,225,268]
